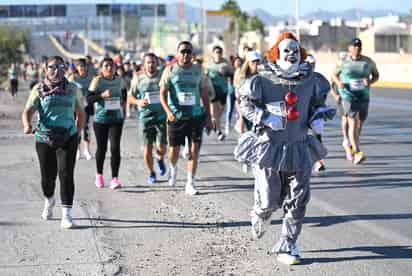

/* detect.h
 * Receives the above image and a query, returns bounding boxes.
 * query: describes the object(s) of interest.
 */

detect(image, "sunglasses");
[215,50,222,54]
[180,49,193,55]
[47,64,65,70]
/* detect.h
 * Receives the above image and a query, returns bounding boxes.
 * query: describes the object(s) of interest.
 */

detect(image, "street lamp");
[295,0,300,41]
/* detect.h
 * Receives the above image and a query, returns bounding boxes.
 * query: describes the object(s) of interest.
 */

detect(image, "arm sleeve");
[159,66,171,91]
[128,76,139,98]
[87,76,102,104]
[238,75,267,125]
[25,86,40,110]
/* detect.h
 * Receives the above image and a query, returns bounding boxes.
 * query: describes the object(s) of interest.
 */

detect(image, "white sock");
[187,172,194,183]
[170,164,177,175]
[62,207,72,218]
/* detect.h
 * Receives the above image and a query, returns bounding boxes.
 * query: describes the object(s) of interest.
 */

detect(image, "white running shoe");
[83,149,93,160]
[185,179,198,196]
[251,211,271,239]
[76,149,81,160]
[60,207,74,229]
[41,197,55,220]
[168,168,177,186]
[276,244,301,265]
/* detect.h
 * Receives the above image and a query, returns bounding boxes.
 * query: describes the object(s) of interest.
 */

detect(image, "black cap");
[350,38,362,47]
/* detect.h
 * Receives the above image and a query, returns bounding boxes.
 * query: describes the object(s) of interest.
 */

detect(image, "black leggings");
[93,122,123,178]
[35,134,78,207]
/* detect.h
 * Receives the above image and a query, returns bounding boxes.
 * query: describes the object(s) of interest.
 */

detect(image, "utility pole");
[202,0,207,56]
[295,0,300,40]
[121,5,126,42]
[84,17,89,56]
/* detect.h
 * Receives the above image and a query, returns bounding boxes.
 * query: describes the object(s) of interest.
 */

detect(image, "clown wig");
[267,32,307,64]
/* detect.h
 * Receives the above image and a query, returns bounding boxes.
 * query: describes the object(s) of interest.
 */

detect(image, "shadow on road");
[302,245,412,264]
[71,212,412,230]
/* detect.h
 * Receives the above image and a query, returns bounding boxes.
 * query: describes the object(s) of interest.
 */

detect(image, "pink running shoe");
[110,177,122,189]
[95,173,104,188]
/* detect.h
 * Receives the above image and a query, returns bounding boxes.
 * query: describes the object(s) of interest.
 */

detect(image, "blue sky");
[1,0,410,15]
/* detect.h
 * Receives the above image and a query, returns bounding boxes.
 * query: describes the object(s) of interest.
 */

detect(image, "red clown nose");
[287,107,300,120]
[285,92,298,105]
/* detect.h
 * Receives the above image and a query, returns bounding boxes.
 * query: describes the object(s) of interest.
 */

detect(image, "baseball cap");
[350,38,362,47]
[246,51,261,62]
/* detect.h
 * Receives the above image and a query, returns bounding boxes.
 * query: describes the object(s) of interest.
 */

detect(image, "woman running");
[87,57,126,189]
[22,56,84,229]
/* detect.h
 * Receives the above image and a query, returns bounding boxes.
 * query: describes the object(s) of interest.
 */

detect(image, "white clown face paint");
[277,38,301,74]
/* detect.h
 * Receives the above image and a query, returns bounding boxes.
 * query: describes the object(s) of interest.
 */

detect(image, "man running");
[8,63,19,98]
[160,41,212,195]
[128,53,167,184]
[69,58,94,160]
[331,38,379,164]
[206,46,233,141]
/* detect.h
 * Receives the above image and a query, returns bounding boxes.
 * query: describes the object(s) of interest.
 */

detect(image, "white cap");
[306,55,316,64]
[246,51,261,62]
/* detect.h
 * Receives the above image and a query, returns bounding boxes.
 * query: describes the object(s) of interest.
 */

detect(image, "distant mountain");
[250,8,289,25]
[304,9,405,21]
[164,3,406,24]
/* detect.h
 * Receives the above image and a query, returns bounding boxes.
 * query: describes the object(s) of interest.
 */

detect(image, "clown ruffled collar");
[263,60,313,80]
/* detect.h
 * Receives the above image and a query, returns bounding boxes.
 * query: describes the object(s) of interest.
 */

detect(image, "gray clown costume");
[234,33,335,256]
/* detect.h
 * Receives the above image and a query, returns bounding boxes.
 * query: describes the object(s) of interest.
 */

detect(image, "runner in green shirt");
[206,46,233,141]
[87,57,126,190]
[22,55,84,229]
[160,41,212,196]
[128,53,167,184]
[332,38,379,164]
[69,58,95,161]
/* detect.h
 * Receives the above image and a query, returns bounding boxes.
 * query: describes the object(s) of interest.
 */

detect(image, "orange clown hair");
[266,32,307,64]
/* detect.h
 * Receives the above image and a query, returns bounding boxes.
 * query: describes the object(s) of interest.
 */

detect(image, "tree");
[221,0,265,35]
[0,26,29,82]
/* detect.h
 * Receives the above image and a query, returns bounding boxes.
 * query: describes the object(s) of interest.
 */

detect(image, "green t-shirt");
[206,59,232,95]
[72,74,94,98]
[8,67,18,80]
[129,71,166,123]
[160,63,208,120]
[89,76,124,124]
[26,68,39,82]
[25,82,83,142]
[335,55,378,102]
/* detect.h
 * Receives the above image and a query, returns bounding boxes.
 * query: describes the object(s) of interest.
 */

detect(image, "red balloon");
[285,92,298,105]
[287,107,300,120]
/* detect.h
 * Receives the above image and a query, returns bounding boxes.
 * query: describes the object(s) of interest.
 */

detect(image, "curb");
[373,82,412,89]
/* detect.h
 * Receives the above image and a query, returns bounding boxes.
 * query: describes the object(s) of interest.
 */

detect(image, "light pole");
[295,0,300,41]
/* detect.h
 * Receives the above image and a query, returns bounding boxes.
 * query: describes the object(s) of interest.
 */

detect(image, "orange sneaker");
[353,151,365,165]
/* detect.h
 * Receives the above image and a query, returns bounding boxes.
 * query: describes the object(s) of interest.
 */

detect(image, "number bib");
[104,97,121,110]
[266,101,286,117]
[144,91,161,104]
[349,79,365,91]
[177,92,195,106]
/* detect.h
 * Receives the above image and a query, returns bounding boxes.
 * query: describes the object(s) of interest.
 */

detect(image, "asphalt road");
[0,86,411,276]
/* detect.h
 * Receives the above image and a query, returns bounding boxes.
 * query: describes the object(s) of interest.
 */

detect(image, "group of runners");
[19,33,379,265]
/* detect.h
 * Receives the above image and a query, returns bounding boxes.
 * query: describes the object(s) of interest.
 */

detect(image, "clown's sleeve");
[308,72,336,123]
[238,75,268,126]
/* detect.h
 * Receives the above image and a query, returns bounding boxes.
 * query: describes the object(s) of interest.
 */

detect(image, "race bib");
[177,92,195,106]
[266,101,286,117]
[104,97,121,111]
[144,91,161,104]
[349,79,366,91]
